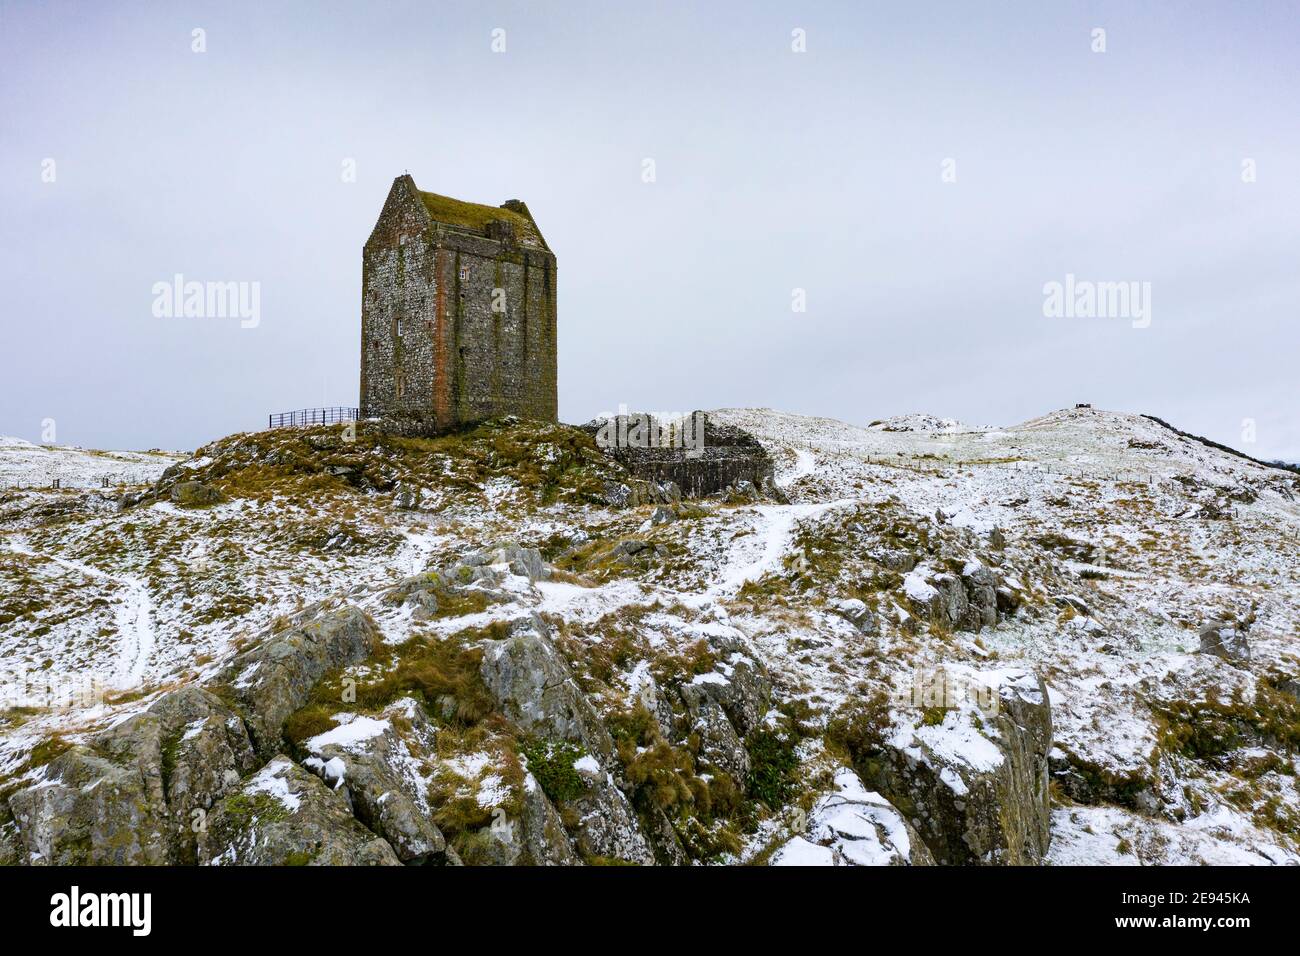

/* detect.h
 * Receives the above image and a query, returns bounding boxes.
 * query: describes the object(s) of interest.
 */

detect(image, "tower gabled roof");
[417,184,549,251]
[366,174,552,254]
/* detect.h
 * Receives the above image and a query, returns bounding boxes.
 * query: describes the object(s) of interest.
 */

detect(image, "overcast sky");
[2,0,1298,460]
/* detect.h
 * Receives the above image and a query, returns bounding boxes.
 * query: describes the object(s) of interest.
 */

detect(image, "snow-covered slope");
[0,436,181,491]
[1,408,1297,866]
[867,413,972,433]
[713,405,1300,864]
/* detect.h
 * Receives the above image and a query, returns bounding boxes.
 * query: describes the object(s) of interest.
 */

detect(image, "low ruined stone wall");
[580,412,776,499]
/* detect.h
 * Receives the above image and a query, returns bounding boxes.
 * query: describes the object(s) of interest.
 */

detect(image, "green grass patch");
[520,738,589,804]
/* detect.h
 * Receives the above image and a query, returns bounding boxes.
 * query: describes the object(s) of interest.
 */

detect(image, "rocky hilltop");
[1,406,1297,866]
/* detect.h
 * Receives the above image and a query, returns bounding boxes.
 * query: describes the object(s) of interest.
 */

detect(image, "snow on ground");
[2,406,1299,865]
[0,436,181,490]
[1047,805,1298,866]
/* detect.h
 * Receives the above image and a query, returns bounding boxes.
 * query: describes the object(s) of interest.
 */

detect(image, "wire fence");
[0,471,158,492]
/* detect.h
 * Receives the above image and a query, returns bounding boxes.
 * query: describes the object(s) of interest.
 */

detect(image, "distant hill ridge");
[1141,414,1300,476]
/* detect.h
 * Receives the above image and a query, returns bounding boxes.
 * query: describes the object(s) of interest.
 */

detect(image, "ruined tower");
[360,174,557,431]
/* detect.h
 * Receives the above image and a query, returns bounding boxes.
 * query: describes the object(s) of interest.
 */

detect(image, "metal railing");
[267,407,359,429]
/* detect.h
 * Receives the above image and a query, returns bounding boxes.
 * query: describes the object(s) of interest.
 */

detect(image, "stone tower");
[360,174,557,431]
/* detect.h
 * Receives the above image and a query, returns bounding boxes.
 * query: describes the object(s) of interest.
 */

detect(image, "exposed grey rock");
[630,671,678,741]
[602,478,682,509]
[601,481,634,508]
[479,616,614,763]
[0,815,17,866]
[873,548,917,572]
[853,669,1052,865]
[587,538,667,571]
[1199,621,1251,663]
[905,561,1004,633]
[472,773,578,866]
[564,759,655,865]
[650,505,676,526]
[494,543,545,581]
[759,475,790,504]
[679,688,749,782]
[726,479,760,503]
[218,605,378,757]
[832,598,880,637]
[385,571,445,616]
[170,480,221,507]
[685,633,773,738]
[300,699,452,865]
[198,756,401,866]
[961,561,999,630]
[8,745,168,866]
[1048,744,1162,812]
[140,686,257,863]
[7,685,255,866]
[639,801,690,866]
[773,768,933,866]
[933,572,970,628]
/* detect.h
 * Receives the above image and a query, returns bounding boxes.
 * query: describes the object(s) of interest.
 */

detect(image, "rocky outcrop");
[682,632,772,738]
[9,746,169,866]
[300,699,453,865]
[3,560,784,869]
[1198,620,1251,663]
[852,669,1053,865]
[471,774,578,866]
[170,480,222,507]
[133,686,258,863]
[602,478,682,509]
[0,817,17,866]
[832,598,881,636]
[902,560,1003,633]
[384,544,547,621]
[479,616,614,763]
[218,606,378,757]
[1048,744,1162,813]
[773,769,933,866]
[562,761,655,865]
[961,561,999,629]
[5,604,397,867]
[7,685,255,865]
[680,690,750,781]
[198,757,401,866]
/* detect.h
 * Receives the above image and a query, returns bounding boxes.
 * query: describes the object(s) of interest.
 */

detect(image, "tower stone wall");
[360,175,557,432]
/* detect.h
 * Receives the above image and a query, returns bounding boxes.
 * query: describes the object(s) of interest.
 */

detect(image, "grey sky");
[2,0,1298,460]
